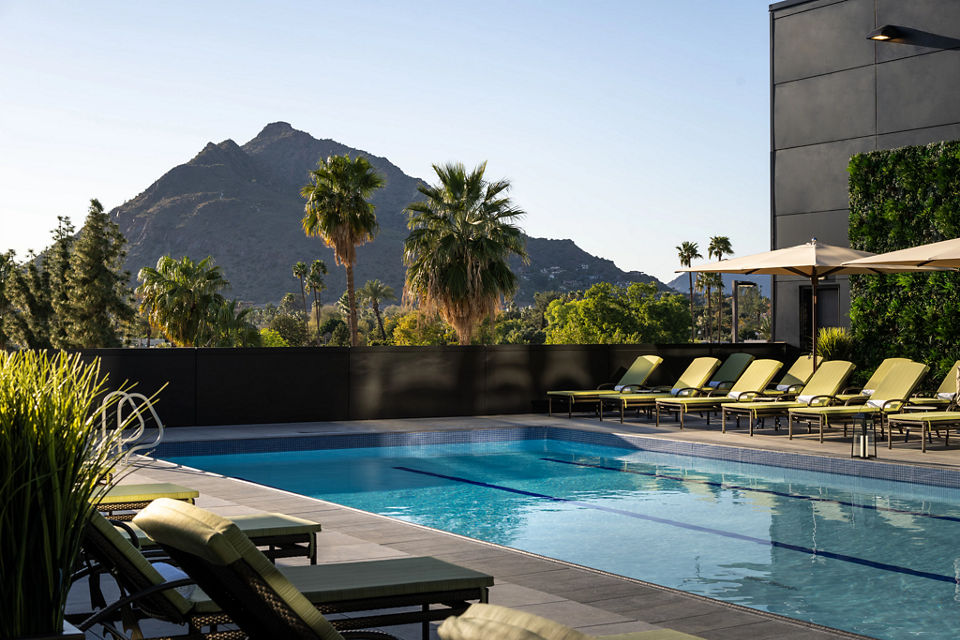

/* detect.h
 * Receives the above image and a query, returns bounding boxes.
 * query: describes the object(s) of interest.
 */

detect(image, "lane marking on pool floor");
[540,457,960,525]
[393,465,957,585]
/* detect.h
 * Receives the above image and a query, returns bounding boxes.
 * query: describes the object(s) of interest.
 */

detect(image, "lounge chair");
[547,355,663,418]
[79,499,491,640]
[887,408,960,452]
[96,482,199,520]
[699,352,754,393]
[599,357,720,423]
[438,603,705,640]
[788,361,929,442]
[720,360,855,435]
[655,359,783,429]
[834,357,912,404]
[761,355,820,398]
[907,359,960,408]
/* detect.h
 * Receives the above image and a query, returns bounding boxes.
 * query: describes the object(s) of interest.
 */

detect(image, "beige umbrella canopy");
[841,237,960,268]
[678,238,945,368]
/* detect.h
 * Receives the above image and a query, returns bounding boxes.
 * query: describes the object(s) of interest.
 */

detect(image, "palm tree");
[300,154,385,347]
[292,261,308,317]
[708,236,734,340]
[358,279,396,340]
[207,300,261,347]
[306,259,328,345]
[695,272,711,342]
[676,241,702,342]
[403,162,528,344]
[135,255,229,346]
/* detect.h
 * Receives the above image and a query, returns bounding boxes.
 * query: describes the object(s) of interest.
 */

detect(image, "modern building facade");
[770,0,960,347]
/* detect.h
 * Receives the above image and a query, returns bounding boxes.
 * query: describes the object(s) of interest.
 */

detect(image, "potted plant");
[0,351,135,638]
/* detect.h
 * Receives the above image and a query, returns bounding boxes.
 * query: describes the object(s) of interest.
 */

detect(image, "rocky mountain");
[112,122,667,306]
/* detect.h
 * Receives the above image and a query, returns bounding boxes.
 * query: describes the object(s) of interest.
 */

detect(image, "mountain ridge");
[111,122,669,305]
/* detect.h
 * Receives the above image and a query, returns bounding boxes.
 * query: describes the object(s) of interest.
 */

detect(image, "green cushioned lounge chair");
[834,357,912,404]
[907,359,960,409]
[599,357,721,423]
[438,603,705,640]
[761,355,821,398]
[655,359,782,429]
[128,512,323,564]
[700,352,754,393]
[788,361,929,443]
[128,499,492,640]
[547,355,664,418]
[96,482,200,520]
[887,410,960,452]
[721,360,855,435]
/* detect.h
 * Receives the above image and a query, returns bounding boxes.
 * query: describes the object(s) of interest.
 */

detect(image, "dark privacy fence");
[76,343,800,427]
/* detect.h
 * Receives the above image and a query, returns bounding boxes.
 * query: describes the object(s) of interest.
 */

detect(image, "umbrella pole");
[811,275,818,372]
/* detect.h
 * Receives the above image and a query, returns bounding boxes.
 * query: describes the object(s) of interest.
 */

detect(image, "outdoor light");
[867,25,902,41]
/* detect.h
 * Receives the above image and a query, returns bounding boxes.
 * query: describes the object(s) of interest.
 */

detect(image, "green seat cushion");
[130,512,321,548]
[548,390,623,398]
[889,412,960,424]
[99,482,199,505]
[187,556,492,613]
[724,400,805,412]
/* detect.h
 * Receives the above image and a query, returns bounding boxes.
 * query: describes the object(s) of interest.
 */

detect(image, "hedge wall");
[848,141,960,382]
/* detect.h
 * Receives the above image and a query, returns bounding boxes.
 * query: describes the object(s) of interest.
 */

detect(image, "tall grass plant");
[0,351,134,637]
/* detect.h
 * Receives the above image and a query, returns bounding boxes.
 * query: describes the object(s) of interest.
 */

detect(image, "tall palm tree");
[306,259,327,345]
[292,261,308,317]
[695,272,711,342]
[300,154,385,347]
[358,279,396,341]
[135,255,229,346]
[708,236,734,340]
[676,241,702,342]
[403,161,528,344]
[207,299,261,347]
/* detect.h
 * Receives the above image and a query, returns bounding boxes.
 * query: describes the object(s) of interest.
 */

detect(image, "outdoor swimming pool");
[164,438,960,639]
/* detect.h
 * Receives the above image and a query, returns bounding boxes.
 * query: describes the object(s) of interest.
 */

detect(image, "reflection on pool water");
[165,439,960,639]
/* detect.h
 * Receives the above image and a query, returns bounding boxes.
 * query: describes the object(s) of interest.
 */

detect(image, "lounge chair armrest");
[674,386,700,397]
[76,578,197,632]
[880,398,907,412]
[736,391,763,402]
[807,394,838,406]
[621,384,649,392]
[841,385,863,395]
[597,383,616,390]
[109,518,143,549]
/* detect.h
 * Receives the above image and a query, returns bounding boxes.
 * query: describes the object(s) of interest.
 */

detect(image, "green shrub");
[848,141,960,381]
[816,327,855,362]
[0,351,133,637]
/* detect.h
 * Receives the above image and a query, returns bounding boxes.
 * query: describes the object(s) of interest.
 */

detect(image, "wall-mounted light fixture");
[866,25,902,41]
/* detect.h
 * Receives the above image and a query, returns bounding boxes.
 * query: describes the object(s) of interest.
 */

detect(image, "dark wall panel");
[773,0,874,83]
[775,210,851,248]
[78,348,197,427]
[774,67,876,149]
[878,123,960,149]
[194,348,350,425]
[348,347,485,420]
[877,0,960,63]
[774,138,875,215]
[877,51,960,134]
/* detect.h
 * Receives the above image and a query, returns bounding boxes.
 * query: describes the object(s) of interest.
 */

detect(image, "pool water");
[166,440,960,639]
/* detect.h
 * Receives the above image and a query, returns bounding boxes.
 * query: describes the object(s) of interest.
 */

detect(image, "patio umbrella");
[841,236,960,268]
[678,238,945,369]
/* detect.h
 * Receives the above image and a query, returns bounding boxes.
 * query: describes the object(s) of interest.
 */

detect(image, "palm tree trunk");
[299,277,307,317]
[313,290,321,346]
[687,273,695,342]
[346,264,358,347]
[374,302,386,340]
[705,286,712,342]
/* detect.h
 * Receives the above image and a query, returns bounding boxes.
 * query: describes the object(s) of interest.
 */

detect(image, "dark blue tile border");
[152,426,960,490]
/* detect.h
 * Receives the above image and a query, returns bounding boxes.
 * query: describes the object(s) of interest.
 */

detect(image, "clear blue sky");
[0,1,772,283]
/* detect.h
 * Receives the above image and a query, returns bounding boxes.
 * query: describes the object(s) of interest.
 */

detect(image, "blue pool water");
[165,439,960,639]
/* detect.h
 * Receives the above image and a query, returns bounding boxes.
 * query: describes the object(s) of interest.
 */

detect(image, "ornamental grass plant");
[0,351,136,637]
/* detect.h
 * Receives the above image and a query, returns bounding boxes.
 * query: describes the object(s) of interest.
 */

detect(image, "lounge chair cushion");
[439,604,590,640]
[134,499,343,640]
[99,482,200,505]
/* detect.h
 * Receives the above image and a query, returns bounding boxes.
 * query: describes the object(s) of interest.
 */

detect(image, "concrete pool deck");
[93,410,955,640]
